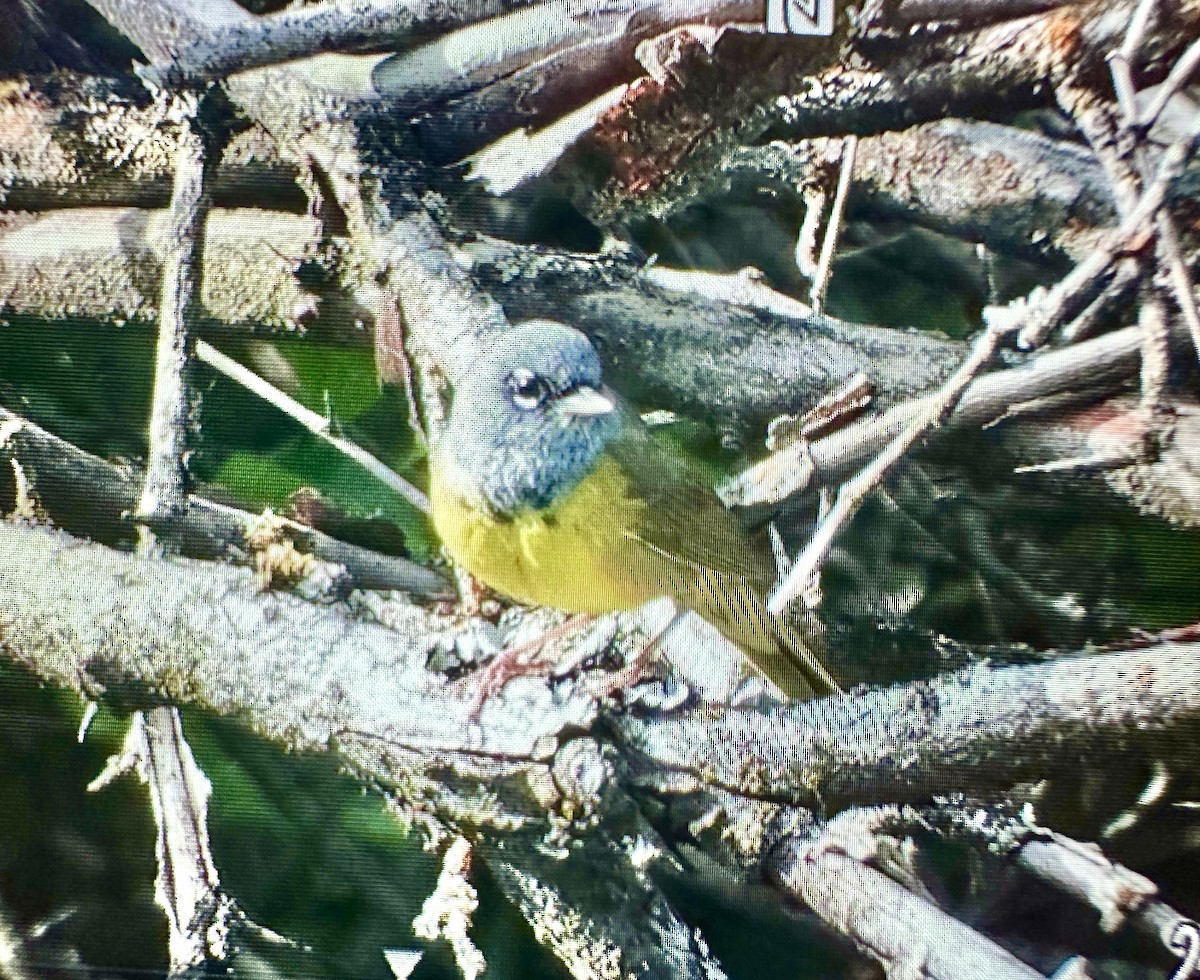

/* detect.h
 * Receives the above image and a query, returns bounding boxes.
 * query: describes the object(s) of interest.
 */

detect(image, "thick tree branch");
[0,207,322,331]
[715,120,1124,261]
[0,520,594,776]
[616,640,1200,811]
[0,75,297,213]
[4,517,1198,829]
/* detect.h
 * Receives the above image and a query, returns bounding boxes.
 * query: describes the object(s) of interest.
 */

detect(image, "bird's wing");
[605,420,841,698]
[604,420,777,590]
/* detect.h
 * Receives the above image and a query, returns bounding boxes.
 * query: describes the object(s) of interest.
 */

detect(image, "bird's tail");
[701,581,842,700]
[770,615,842,700]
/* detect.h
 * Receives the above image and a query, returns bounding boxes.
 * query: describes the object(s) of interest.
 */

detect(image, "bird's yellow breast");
[430,453,657,613]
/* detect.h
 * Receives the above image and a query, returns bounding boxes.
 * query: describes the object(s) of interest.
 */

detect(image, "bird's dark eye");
[508,368,550,409]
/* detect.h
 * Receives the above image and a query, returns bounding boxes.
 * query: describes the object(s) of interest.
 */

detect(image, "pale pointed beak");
[556,385,615,417]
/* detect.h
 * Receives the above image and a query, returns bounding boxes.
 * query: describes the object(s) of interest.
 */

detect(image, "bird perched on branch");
[428,319,840,699]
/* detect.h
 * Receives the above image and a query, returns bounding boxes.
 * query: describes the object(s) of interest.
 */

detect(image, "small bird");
[428,320,840,699]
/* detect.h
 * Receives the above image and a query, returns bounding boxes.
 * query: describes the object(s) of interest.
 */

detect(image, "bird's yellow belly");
[430,454,657,613]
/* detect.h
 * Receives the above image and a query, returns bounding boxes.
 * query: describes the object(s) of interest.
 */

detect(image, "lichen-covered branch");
[0,207,322,330]
[0,518,737,977]
[140,0,530,90]
[615,640,1200,810]
[0,519,594,781]
[0,74,296,213]
[5,516,1199,837]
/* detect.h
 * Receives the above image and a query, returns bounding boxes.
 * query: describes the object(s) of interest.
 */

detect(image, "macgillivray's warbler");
[428,320,841,699]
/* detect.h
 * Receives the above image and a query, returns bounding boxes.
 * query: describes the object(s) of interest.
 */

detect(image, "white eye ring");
[509,368,548,409]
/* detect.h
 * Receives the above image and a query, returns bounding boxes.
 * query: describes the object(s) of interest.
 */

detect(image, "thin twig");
[809,135,857,315]
[1088,74,1173,413]
[196,339,431,514]
[1016,127,1198,350]
[1012,445,1141,474]
[768,319,1011,612]
[1138,37,1200,130]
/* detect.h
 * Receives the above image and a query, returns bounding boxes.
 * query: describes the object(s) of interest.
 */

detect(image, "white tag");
[767,0,834,35]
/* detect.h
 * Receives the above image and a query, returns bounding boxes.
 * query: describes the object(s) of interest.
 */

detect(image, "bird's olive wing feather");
[604,420,776,588]
[605,420,841,698]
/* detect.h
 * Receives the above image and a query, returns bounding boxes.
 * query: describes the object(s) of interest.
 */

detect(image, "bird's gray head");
[439,321,619,516]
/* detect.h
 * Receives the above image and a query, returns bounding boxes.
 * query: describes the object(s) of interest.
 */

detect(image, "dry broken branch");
[583,0,1200,225]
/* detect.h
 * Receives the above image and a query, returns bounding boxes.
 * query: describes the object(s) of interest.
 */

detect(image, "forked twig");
[769,317,1012,612]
